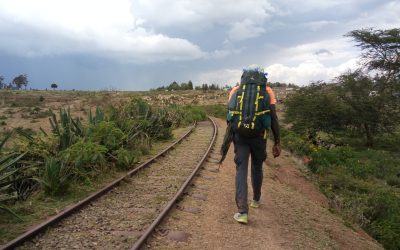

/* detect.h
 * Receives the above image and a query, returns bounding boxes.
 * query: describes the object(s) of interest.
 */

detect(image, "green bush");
[309,147,398,181]
[38,158,71,196]
[113,148,135,170]
[281,128,311,155]
[309,147,356,174]
[280,125,400,248]
[365,189,400,250]
[88,121,126,151]
[183,106,207,125]
[61,140,107,173]
[386,177,400,187]
[164,105,207,128]
[199,104,226,119]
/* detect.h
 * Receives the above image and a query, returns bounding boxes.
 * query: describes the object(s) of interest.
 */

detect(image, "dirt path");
[146,118,382,250]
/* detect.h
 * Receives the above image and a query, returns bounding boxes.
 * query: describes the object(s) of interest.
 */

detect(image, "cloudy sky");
[0,0,399,90]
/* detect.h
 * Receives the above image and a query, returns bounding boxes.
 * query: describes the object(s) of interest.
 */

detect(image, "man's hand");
[272,143,281,158]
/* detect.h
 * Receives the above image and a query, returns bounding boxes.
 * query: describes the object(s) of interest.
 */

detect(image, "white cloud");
[269,0,362,15]
[303,20,338,31]
[131,0,275,40]
[348,1,400,29]
[270,37,359,65]
[228,19,265,41]
[195,57,358,87]
[266,58,358,85]
[0,0,204,62]
[194,68,242,86]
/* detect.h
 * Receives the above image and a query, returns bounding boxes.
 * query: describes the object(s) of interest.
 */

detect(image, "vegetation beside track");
[0,98,207,244]
[280,28,400,250]
[280,127,400,250]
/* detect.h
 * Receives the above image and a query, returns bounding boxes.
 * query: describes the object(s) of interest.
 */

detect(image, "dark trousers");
[233,133,266,214]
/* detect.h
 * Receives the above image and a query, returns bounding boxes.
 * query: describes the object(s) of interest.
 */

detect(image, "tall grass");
[38,158,71,196]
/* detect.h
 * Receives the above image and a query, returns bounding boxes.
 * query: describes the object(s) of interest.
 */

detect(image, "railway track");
[3,118,218,250]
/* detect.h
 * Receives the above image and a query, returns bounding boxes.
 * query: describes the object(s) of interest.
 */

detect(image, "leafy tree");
[346,28,400,81]
[0,75,4,89]
[188,80,193,90]
[180,82,188,90]
[209,84,220,90]
[168,81,180,91]
[335,71,388,146]
[12,74,28,89]
[284,82,351,139]
[286,28,400,146]
[51,83,58,90]
[344,28,400,145]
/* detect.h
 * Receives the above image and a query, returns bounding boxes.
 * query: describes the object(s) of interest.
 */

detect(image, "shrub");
[183,106,207,125]
[309,147,356,173]
[280,128,311,156]
[38,158,71,196]
[113,148,135,170]
[365,189,400,250]
[199,104,226,119]
[386,177,400,187]
[88,121,126,151]
[164,105,207,128]
[61,140,107,173]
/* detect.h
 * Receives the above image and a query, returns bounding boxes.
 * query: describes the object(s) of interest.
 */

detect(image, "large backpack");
[227,70,271,137]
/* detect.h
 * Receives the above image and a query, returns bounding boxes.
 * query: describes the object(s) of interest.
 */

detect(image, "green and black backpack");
[227,70,271,137]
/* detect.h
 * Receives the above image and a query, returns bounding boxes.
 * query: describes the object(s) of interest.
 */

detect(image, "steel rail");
[2,123,197,250]
[130,117,218,250]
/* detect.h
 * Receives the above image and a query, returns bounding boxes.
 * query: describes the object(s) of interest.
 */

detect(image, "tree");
[336,71,386,146]
[188,80,193,90]
[345,28,400,145]
[346,28,400,80]
[180,82,188,90]
[284,82,351,138]
[167,81,180,91]
[0,75,4,89]
[346,28,400,99]
[51,83,58,90]
[287,29,400,146]
[209,84,220,90]
[201,84,208,91]
[12,74,28,90]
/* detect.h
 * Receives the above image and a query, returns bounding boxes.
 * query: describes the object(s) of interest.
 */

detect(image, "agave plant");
[0,133,27,220]
[88,106,105,126]
[36,158,71,196]
[48,108,84,150]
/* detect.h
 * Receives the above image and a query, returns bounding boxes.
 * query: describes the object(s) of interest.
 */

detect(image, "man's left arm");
[270,104,280,144]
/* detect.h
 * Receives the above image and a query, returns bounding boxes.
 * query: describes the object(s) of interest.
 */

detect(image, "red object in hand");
[303,156,313,165]
[272,143,281,158]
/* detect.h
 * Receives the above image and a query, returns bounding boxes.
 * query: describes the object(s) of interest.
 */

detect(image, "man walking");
[227,65,281,224]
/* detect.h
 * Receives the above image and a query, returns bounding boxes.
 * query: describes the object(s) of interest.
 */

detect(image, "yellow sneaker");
[250,200,260,208]
[233,213,248,224]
